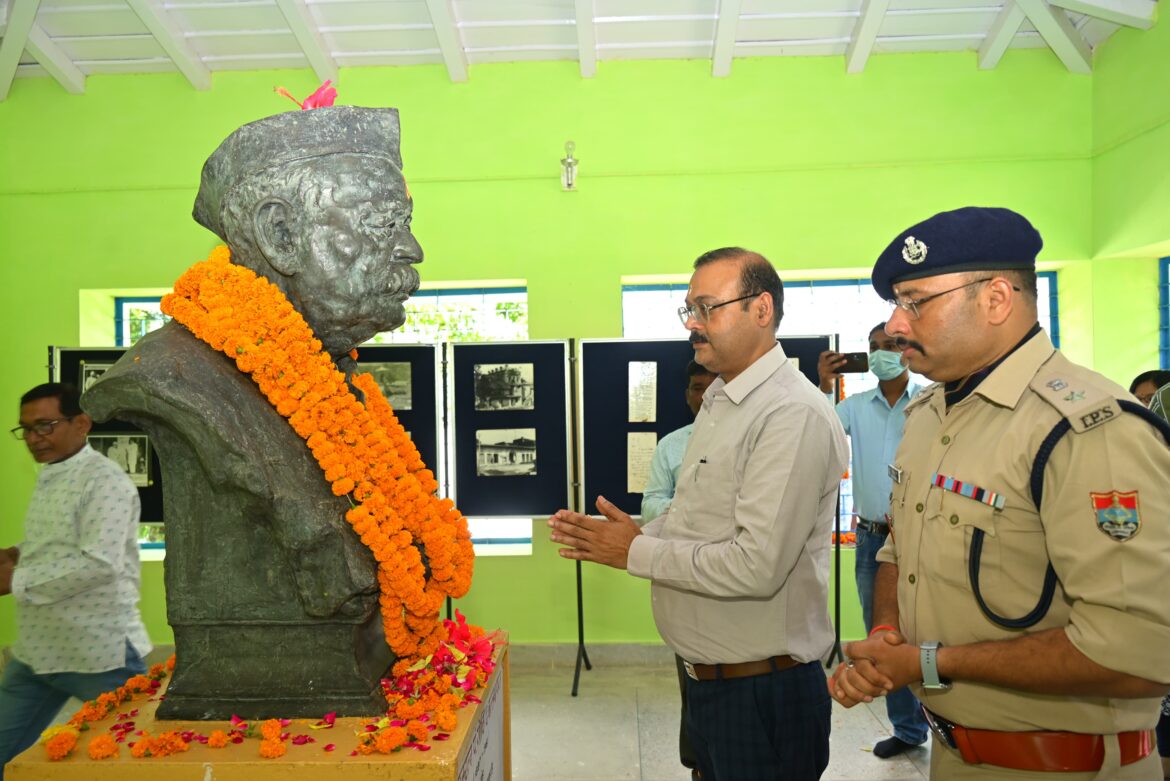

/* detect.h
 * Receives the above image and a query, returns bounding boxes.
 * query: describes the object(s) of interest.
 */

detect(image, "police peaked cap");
[870,206,1043,301]
[193,106,403,238]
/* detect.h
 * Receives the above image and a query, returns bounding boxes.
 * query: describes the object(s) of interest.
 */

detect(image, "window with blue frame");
[622,273,1061,529]
[116,287,529,347]
[1160,258,1169,370]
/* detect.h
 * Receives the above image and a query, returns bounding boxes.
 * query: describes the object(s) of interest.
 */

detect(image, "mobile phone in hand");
[838,352,869,373]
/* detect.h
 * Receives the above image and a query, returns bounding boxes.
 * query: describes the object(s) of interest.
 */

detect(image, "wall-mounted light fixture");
[561,141,578,192]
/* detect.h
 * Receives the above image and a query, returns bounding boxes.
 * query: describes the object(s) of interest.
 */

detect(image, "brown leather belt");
[683,655,798,681]
[924,708,1155,772]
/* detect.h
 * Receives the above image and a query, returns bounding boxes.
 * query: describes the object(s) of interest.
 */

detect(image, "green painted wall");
[0,39,1165,651]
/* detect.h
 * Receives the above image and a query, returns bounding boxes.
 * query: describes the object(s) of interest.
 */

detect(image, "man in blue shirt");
[640,359,716,780]
[818,323,928,758]
[640,361,717,524]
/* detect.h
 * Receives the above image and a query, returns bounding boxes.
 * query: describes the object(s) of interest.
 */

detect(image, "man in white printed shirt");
[0,383,151,777]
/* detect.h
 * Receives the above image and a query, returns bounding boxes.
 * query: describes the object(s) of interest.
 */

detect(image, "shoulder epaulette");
[1029,367,1120,434]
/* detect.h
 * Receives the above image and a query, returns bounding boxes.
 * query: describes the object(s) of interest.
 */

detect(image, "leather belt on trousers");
[855,517,889,534]
[683,655,798,681]
[923,708,1155,772]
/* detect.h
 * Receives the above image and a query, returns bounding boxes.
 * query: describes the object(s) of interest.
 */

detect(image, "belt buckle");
[921,708,958,750]
[683,661,698,681]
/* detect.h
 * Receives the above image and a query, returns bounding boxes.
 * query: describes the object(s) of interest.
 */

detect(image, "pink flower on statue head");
[274,80,338,110]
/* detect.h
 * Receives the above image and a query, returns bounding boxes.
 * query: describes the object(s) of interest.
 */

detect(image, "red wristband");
[869,625,897,636]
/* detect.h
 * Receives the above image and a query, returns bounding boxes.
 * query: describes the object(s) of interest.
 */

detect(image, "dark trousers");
[685,660,830,781]
[674,655,698,770]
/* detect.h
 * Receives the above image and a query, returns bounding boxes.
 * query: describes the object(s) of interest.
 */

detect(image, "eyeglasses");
[677,292,761,327]
[887,278,1018,320]
[10,417,74,440]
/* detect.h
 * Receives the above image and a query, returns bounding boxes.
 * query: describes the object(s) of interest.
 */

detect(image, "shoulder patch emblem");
[1062,391,1085,402]
[902,236,928,265]
[1046,378,1068,392]
[1091,491,1141,542]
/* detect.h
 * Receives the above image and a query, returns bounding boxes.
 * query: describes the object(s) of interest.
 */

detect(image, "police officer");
[827,206,1170,780]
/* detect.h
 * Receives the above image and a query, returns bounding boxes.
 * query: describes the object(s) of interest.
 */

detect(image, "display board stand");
[825,333,846,669]
[567,341,592,696]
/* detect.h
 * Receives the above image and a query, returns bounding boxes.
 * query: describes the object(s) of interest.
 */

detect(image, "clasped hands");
[548,496,641,570]
[828,629,922,707]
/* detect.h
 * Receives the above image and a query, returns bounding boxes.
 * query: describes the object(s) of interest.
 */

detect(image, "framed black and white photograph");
[473,363,535,411]
[80,361,113,392]
[475,428,537,477]
[88,433,151,487]
[366,361,412,410]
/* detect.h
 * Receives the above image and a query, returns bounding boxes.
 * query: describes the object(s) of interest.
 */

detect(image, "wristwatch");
[919,641,951,690]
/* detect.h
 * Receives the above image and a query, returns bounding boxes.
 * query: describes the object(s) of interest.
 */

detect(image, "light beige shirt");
[627,343,849,665]
[878,330,1170,733]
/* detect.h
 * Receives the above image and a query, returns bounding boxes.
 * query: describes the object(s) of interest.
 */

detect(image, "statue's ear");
[253,198,299,276]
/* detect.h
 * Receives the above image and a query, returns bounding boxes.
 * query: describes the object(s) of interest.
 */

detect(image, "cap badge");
[902,236,928,265]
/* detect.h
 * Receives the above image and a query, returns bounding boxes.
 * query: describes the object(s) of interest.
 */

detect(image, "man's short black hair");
[693,247,784,329]
[687,360,716,379]
[21,383,84,417]
[869,322,887,339]
[1129,370,1170,395]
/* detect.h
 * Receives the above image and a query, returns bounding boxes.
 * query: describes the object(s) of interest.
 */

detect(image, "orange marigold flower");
[87,734,119,760]
[406,720,429,742]
[43,728,79,761]
[374,726,407,754]
[207,730,230,748]
[260,719,283,741]
[259,738,287,759]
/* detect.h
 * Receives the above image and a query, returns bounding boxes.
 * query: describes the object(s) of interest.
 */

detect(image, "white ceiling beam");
[274,0,337,84]
[26,23,84,94]
[1048,0,1156,29]
[424,0,467,82]
[126,0,211,90]
[0,0,39,100]
[845,0,890,73]
[711,0,742,77]
[1016,0,1092,73]
[573,0,596,78]
[978,1,1026,69]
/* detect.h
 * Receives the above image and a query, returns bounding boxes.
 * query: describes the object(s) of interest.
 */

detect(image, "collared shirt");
[878,330,1170,733]
[831,381,922,521]
[639,423,693,525]
[628,343,849,665]
[12,444,152,674]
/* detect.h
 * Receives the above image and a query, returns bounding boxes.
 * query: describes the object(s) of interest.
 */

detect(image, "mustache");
[689,333,708,345]
[895,337,926,356]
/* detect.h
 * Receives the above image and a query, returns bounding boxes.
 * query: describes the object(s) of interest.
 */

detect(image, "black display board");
[355,344,442,488]
[51,347,163,523]
[449,341,571,516]
[577,335,833,518]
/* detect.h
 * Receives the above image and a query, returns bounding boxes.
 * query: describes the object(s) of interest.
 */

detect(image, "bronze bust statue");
[84,106,422,719]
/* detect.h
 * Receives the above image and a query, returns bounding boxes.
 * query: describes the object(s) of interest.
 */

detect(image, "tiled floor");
[508,645,930,781]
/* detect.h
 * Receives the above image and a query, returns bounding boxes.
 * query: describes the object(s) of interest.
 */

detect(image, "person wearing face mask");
[817,325,928,759]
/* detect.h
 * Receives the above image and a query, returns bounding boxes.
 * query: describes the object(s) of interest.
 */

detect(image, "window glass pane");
[119,299,170,346]
[371,288,528,344]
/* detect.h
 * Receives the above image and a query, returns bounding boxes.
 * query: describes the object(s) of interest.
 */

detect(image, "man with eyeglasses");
[828,207,1170,780]
[817,323,929,759]
[0,383,150,777]
[550,247,848,780]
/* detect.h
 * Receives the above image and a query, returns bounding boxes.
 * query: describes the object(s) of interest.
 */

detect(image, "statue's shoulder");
[85,322,261,422]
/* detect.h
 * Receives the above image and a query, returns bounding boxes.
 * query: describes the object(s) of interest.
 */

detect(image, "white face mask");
[869,349,906,381]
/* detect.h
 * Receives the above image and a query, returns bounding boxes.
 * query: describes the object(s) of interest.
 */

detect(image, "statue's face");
[289,156,422,356]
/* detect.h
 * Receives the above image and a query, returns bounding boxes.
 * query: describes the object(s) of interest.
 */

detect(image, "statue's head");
[193,106,422,357]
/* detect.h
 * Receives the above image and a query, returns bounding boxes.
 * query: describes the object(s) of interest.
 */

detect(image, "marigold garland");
[160,246,474,661]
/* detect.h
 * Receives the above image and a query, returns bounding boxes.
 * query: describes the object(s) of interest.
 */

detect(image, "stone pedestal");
[8,644,510,781]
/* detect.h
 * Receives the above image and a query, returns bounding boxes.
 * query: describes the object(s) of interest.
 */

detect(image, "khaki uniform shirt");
[628,343,849,665]
[877,330,1170,733]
